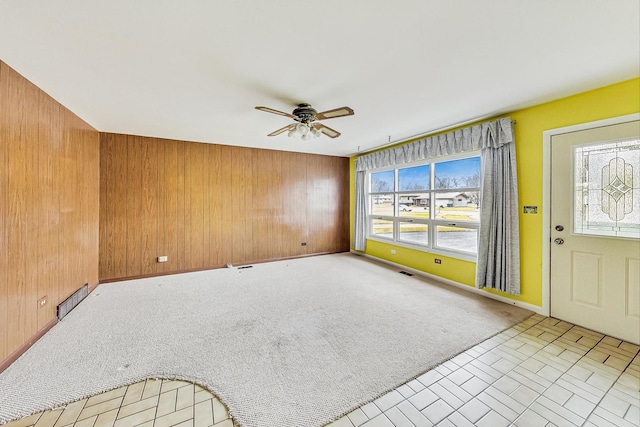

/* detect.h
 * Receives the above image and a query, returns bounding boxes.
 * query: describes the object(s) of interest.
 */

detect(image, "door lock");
[555,225,564,231]
[554,238,564,245]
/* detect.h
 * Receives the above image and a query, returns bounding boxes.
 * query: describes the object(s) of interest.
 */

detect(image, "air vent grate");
[398,271,414,276]
[238,265,253,270]
[57,284,88,320]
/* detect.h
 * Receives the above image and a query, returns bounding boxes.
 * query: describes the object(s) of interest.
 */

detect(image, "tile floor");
[3,314,639,427]
[2,379,237,427]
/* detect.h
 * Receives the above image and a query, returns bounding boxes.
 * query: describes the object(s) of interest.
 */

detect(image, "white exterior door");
[550,119,640,344]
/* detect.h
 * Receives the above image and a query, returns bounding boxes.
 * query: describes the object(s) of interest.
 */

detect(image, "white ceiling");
[1,1,638,157]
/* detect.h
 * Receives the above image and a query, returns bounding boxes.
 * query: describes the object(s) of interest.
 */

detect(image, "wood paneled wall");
[99,134,350,281]
[0,61,100,363]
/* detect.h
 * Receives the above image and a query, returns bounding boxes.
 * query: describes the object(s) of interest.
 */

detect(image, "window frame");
[366,151,481,262]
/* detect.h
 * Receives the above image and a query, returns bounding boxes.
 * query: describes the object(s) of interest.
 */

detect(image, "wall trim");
[541,113,640,319]
[351,250,544,314]
[100,251,344,283]
[0,318,58,374]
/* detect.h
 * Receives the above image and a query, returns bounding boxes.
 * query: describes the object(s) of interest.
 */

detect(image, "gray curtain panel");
[354,171,367,250]
[476,142,521,295]
[353,117,520,295]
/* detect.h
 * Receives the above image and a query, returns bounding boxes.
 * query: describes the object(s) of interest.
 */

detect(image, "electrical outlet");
[434,258,442,264]
[38,295,47,307]
[391,249,396,254]
[301,242,307,246]
[157,256,168,263]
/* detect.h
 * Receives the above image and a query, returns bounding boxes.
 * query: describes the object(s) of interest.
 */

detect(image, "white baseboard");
[350,250,544,315]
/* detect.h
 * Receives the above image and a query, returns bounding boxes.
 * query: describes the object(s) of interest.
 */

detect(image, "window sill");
[366,236,478,262]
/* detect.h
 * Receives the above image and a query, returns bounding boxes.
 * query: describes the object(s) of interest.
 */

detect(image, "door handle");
[554,238,564,245]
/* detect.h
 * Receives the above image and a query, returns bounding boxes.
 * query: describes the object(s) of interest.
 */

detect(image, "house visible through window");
[367,152,481,259]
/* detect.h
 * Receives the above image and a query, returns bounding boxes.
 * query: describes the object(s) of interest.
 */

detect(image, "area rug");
[0,253,533,427]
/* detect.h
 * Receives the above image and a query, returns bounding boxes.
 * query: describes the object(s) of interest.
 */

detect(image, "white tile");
[543,343,565,356]
[593,407,639,427]
[451,352,474,367]
[460,376,490,396]
[382,407,414,427]
[477,351,502,366]
[558,349,583,364]
[623,404,639,424]
[361,415,393,427]
[417,370,443,387]
[492,358,518,374]
[443,412,475,427]
[463,363,499,385]
[361,403,381,419]
[484,385,526,414]
[616,372,640,390]
[396,401,432,427]
[373,390,404,412]
[468,360,503,381]
[463,347,483,358]
[542,383,573,405]
[609,386,640,407]
[556,375,605,404]
[510,384,539,407]
[564,394,597,419]
[407,388,439,411]
[533,351,573,373]
[566,364,593,382]
[585,413,622,427]
[407,379,426,393]
[428,383,465,409]
[529,402,579,427]
[420,399,453,425]
[194,400,213,427]
[520,358,546,374]
[435,364,453,377]
[475,410,510,427]
[492,375,521,395]
[513,408,550,427]
[447,368,473,386]
[537,365,563,382]
[395,384,415,399]
[511,366,553,389]
[434,378,473,405]
[457,399,491,423]
[442,360,460,372]
[535,396,584,426]
[476,391,520,422]
[587,373,617,392]
[346,408,368,427]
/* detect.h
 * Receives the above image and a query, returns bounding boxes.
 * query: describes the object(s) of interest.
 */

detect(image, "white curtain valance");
[355,117,513,171]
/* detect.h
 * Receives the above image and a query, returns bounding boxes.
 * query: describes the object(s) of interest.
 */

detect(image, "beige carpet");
[0,253,532,427]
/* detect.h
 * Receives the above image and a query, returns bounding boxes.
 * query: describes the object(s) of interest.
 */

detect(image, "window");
[367,152,481,259]
[574,139,640,239]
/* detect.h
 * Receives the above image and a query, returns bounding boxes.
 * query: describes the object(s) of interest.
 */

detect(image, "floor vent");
[399,271,414,276]
[238,265,254,270]
[57,284,89,321]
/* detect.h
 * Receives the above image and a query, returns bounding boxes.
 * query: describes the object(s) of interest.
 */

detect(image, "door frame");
[541,113,640,318]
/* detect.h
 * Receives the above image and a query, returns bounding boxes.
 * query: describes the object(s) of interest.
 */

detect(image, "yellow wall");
[350,77,640,307]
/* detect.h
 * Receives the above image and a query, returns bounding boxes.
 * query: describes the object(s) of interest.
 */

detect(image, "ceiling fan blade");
[255,106,295,118]
[314,123,341,138]
[315,106,354,120]
[267,124,295,137]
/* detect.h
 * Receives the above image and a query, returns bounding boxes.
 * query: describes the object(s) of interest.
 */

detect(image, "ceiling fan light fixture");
[256,103,353,140]
[296,123,309,135]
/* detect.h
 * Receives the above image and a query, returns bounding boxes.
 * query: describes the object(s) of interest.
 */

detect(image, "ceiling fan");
[255,103,354,140]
